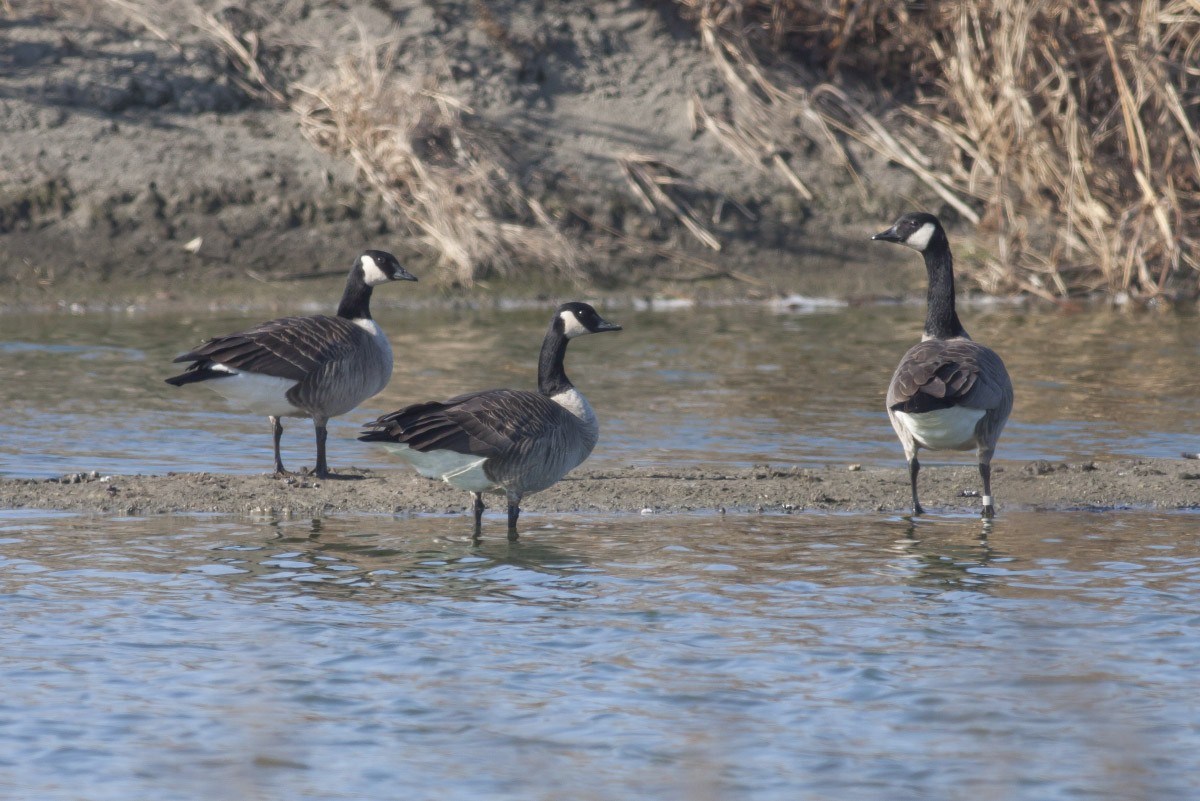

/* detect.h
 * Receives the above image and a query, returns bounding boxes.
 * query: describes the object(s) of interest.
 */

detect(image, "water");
[1,303,1198,478]
[1,509,1198,800]
[2,303,1199,799]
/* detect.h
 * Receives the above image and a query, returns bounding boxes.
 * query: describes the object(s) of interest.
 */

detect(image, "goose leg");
[908,456,925,516]
[270,416,290,477]
[506,491,522,541]
[978,451,995,519]
[472,492,485,538]
[313,416,330,479]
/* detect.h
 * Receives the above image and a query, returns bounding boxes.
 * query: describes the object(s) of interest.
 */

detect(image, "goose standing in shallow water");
[359,302,621,539]
[166,250,417,478]
[872,213,1013,518]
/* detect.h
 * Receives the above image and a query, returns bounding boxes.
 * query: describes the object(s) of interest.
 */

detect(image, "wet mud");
[2,459,1196,524]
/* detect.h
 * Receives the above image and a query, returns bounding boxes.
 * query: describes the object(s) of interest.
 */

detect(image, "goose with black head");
[360,302,621,539]
[166,250,417,478]
[872,213,1013,518]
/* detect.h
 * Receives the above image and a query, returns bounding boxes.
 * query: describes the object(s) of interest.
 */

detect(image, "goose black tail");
[357,429,397,444]
[164,366,228,387]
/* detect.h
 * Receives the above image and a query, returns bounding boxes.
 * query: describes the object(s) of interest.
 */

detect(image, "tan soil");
[3,459,1197,522]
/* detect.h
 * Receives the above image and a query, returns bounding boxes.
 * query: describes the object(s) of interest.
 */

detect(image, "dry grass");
[617,153,758,251]
[678,0,1200,299]
[292,38,579,286]
[98,2,577,286]
[88,0,1200,296]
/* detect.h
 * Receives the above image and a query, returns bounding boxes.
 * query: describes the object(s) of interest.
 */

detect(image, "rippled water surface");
[1,303,1198,477]
[2,303,1199,798]
[2,509,1198,800]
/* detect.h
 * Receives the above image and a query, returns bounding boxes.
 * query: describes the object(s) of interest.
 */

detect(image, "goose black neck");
[922,243,966,340]
[537,326,573,396]
[336,268,373,320]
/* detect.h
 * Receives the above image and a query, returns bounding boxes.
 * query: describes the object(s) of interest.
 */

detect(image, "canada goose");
[359,302,621,539]
[872,212,1013,518]
[165,250,417,478]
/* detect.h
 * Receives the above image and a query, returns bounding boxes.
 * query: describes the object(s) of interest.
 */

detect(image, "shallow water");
[1,508,1198,800]
[1,303,1198,478]
[3,304,1199,798]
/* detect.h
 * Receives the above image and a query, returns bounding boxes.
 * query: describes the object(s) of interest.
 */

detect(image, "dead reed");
[97,2,577,286]
[678,0,1200,299]
[292,39,579,286]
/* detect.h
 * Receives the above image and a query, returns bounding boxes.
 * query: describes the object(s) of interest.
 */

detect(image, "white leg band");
[981,495,994,507]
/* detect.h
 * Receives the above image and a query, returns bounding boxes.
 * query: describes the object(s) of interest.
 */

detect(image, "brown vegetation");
[678,0,1200,299]
[291,39,580,286]
[90,0,1198,297]
[97,1,580,286]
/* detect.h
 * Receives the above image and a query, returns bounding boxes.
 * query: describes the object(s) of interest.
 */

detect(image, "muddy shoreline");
[2,459,1196,522]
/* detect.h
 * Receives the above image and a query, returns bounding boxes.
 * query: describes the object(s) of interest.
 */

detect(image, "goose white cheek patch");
[903,222,937,252]
[560,311,590,338]
[360,254,391,286]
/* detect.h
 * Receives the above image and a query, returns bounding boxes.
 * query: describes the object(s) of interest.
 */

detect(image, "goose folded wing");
[173,316,364,382]
[888,340,1006,413]
[371,390,564,459]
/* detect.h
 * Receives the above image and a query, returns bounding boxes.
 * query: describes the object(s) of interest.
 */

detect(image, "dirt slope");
[0,1,925,308]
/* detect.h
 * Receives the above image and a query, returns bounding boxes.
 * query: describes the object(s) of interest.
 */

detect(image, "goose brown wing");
[887,339,1010,414]
[172,316,366,382]
[363,389,564,459]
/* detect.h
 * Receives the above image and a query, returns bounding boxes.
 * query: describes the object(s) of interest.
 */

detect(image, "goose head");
[358,250,418,286]
[871,212,946,253]
[555,302,622,339]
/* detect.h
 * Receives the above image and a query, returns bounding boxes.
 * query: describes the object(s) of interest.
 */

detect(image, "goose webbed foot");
[957,490,996,518]
[311,466,365,481]
[297,464,328,478]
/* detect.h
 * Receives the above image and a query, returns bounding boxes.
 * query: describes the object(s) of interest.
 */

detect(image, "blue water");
[2,303,1199,799]
[1,509,1198,800]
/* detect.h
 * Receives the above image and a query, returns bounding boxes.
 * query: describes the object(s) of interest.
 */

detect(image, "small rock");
[1023,460,1062,476]
[847,464,862,472]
